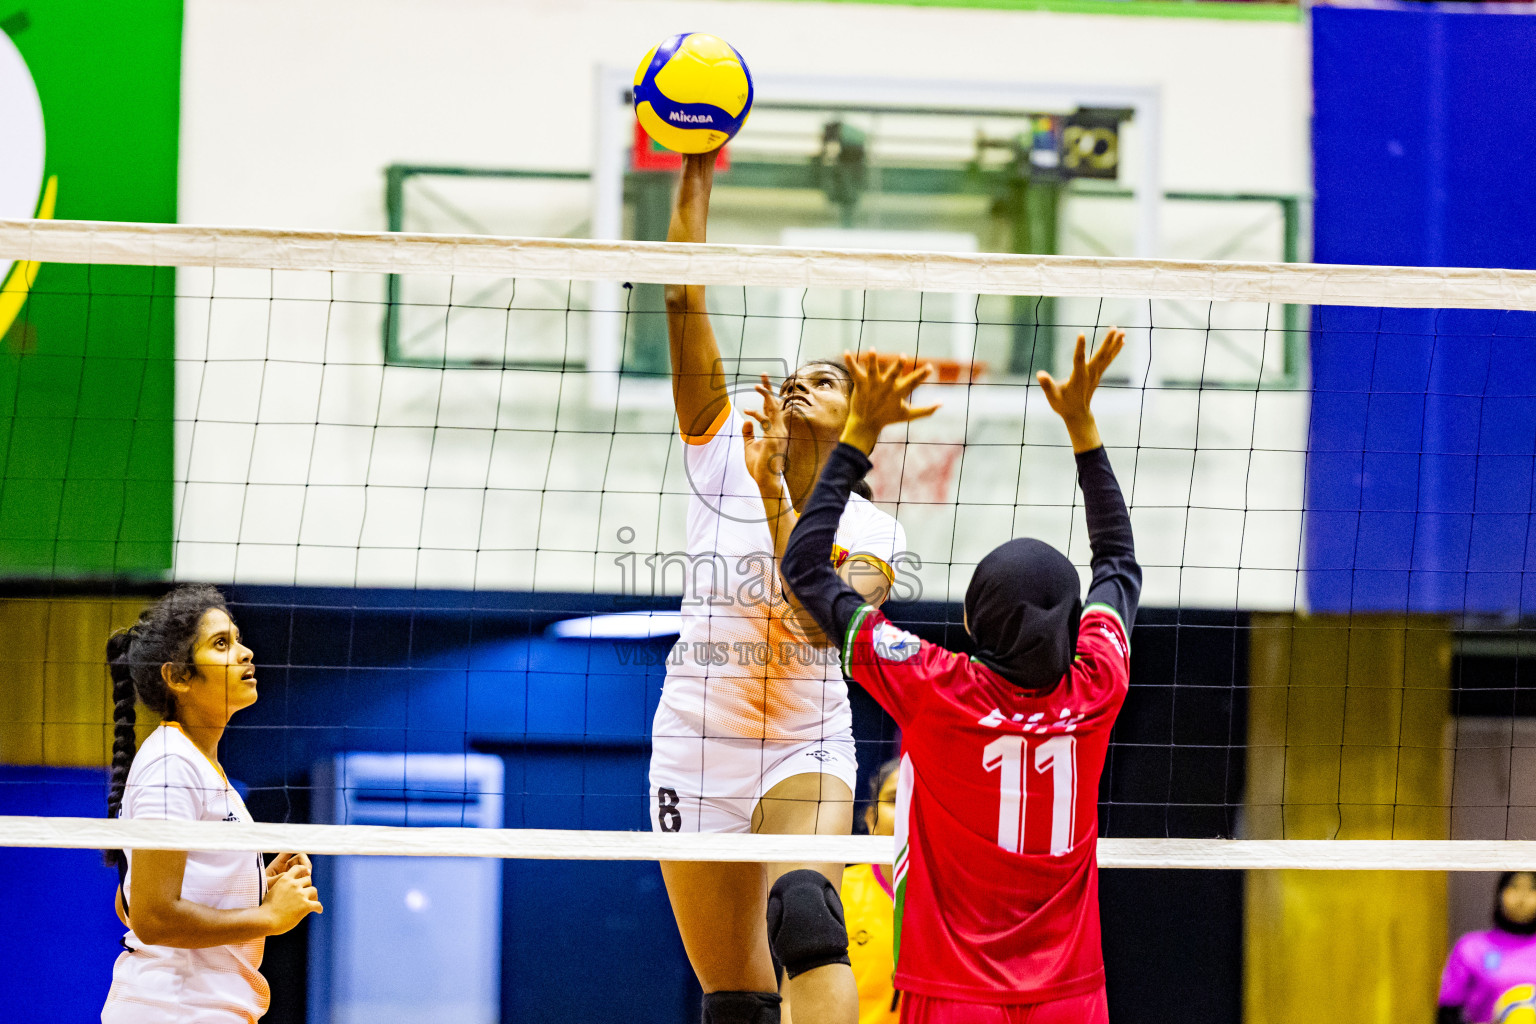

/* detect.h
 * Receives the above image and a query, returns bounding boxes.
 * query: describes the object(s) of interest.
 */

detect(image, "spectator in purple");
[1439,872,1536,1024]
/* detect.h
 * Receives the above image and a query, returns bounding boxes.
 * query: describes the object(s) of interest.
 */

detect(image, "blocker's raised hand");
[1037,328,1124,422]
[1036,328,1124,452]
[839,350,940,454]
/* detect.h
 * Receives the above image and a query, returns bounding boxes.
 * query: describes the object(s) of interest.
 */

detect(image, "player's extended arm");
[782,352,938,642]
[779,444,877,645]
[1077,446,1140,628]
[663,151,729,439]
[760,479,891,639]
[1037,329,1142,629]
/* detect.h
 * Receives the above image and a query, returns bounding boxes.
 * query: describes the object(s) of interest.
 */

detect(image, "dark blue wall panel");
[1310,5,1536,615]
[0,767,125,1023]
[215,588,697,1024]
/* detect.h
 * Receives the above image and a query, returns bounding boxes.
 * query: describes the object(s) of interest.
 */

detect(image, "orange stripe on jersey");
[846,552,895,582]
[681,401,732,445]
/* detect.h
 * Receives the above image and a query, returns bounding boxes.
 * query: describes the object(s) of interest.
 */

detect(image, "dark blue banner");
[1310,3,1536,616]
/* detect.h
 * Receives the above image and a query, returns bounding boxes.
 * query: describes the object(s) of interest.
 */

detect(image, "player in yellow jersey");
[843,760,901,1024]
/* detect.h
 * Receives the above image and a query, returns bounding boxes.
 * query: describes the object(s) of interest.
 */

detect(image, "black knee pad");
[765,868,851,980]
[702,990,781,1024]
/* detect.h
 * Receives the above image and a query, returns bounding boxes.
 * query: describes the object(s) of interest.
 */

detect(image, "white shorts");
[648,701,858,834]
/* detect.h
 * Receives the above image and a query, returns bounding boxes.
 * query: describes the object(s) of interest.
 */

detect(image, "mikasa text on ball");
[633,33,753,154]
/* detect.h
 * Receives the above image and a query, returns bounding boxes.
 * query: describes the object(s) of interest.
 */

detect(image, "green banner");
[0,1,181,578]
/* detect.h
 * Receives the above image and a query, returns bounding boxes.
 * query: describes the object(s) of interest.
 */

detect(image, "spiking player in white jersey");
[101,586,321,1024]
[650,149,908,1024]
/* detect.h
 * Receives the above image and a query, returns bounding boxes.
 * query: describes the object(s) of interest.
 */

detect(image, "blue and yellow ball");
[1496,984,1536,1024]
[633,33,753,155]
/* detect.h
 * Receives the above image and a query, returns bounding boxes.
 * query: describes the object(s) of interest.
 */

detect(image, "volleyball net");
[3,218,1536,871]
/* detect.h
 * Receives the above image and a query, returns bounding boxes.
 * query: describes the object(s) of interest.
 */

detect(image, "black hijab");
[1494,871,1536,936]
[964,538,1081,691]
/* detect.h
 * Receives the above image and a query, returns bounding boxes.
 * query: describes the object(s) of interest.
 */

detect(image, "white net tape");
[6,218,1536,309]
[8,817,1536,870]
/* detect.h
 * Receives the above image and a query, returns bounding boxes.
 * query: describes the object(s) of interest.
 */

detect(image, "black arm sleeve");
[1436,1006,1464,1024]
[781,443,875,648]
[1077,445,1141,630]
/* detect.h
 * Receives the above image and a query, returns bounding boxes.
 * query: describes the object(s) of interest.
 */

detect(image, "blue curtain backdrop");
[1310,3,1536,616]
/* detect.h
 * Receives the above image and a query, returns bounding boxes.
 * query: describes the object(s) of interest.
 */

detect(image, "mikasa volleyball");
[633,33,754,154]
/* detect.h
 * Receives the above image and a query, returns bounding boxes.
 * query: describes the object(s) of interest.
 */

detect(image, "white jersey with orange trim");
[103,723,269,1024]
[662,402,906,742]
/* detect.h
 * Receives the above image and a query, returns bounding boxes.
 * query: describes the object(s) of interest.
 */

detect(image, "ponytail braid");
[106,628,138,819]
[104,628,138,868]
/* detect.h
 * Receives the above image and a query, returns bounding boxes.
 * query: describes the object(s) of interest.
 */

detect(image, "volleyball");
[1496,984,1536,1024]
[633,32,753,154]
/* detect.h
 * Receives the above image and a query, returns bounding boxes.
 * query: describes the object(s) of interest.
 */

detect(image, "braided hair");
[105,584,230,866]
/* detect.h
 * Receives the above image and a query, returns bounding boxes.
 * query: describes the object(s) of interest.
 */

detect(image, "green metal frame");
[1070,187,1306,389]
[382,162,1305,388]
[383,164,591,369]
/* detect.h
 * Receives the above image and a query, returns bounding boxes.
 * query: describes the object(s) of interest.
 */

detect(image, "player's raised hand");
[742,373,790,493]
[839,350,941,454]
[1036,328,1123,452]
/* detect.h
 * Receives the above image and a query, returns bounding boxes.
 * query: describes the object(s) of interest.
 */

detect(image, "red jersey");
[842,602,1132,1004]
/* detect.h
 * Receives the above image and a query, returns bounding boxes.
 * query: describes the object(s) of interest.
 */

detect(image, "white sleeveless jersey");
[662,404,906,741]
[102,723,269,1024]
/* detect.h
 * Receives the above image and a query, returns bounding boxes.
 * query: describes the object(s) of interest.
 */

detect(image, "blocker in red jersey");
[780,333,1140,1023]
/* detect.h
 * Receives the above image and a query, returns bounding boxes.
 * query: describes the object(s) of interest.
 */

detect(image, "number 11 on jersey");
[982,735,1078,856]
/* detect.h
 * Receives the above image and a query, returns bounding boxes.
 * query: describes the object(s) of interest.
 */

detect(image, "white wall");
[179,0,1309,228]
[173,0,1313,608]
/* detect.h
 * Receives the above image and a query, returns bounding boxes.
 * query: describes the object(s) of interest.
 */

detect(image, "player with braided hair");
[102,584,321,1024]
